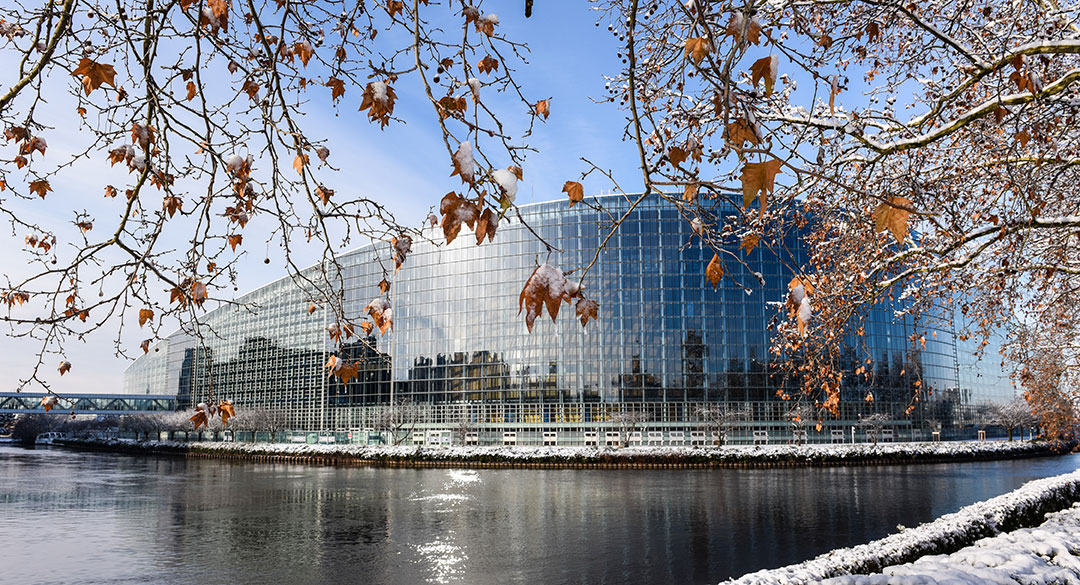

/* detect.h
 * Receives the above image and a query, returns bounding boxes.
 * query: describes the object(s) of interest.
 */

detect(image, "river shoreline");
[57,437,1074,469]
[726,469,1080,584]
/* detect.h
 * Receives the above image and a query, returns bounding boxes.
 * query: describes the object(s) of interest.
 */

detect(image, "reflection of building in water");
[125,196,1015,440]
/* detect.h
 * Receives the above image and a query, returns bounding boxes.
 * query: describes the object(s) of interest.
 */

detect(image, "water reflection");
[1,446,1078,585]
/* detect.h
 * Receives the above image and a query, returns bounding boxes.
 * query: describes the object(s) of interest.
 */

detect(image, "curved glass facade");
[125,196,1013,441]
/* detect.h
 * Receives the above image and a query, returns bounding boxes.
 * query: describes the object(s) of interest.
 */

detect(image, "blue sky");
[0,2,646,394]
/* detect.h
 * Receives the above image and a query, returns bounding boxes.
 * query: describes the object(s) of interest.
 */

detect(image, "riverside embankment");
[60,436,1073,469]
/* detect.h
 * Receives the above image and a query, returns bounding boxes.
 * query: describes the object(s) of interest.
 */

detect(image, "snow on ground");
[726,470,1080,585]
[69,438,1060,465]
[819,504,1080,585]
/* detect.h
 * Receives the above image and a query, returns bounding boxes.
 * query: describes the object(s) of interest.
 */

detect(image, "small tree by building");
[372,398,419,446]
[610,411,649,448]
[858,413,891,446]
[451,407,478,446]
[233,408,289,442]
[990,398,1037,441]
[695,404,750,446]
[123,413,170,441]
[787,403,816,446]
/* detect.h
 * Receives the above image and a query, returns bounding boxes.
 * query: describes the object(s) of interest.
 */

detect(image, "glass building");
[124,195,1014,443]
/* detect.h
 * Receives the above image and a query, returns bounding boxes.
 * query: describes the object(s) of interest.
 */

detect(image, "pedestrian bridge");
[0,392,176,415]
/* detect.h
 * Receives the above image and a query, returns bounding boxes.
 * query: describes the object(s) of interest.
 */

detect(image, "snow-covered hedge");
[726,469,1080,584]
[816,503,1080,585]
[61,437,1066,467]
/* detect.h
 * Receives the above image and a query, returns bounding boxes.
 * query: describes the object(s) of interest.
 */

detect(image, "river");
[1,445,1078,585]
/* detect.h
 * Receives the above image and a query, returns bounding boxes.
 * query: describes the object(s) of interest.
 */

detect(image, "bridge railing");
[0,392,177,415]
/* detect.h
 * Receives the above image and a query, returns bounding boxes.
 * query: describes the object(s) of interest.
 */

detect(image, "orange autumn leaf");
[315,184,334,205]
[725,14,762,45]
[787,277,814,337]
[130,123,155,150]
[683,183,698,203]
[360,321,374,335]
[4,125,28,143]
[451,141,475,184]
[477,55,499,75]
[41,395,58,412]
[535,99,550,119]
[749,55,778,96]
[307,303,318,315]
[140,339,151,354]
[563,181,584,207]
[28,180,51,199]
[684,37,711,65]
[740,159,783,215]
[1009,70,1038,94]
[474,13,498,36]
[293,41,314,66]
[669,146,688,167]
[138,308,154,327]
[392,234,412,269]
[1016,129,1031,147]
[726,119,760,148]
[336,361,360,384]
[576,298,598,328]
[190,281,208,307]
[706,253,724,289]
[829,75,841,114]
[439,191,478,244]
[436,95,468,119]
[190,408,208,430]
[58,360,72,376]
[104,185,118,198]
[740,234,760,254]
[474,208,497,245]
[359,81,396,128]
[227,233,243,251]
[872,196,914,244]
[71,58,117,95]
[163,195,182,218]
[20,136,47,156]
[326,77,345,101]
[218,400,236,426]
[518,263,580,333]
[241,79,259,101]
[463,5,480,24]
[365,298,393,334]
[866,21,881,42]
[169,286,187,308]
[378,279,390,294]
[185,81,198,101]
[293,153,308,175]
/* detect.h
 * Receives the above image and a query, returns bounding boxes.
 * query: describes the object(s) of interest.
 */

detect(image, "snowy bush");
[726,470,1080,584]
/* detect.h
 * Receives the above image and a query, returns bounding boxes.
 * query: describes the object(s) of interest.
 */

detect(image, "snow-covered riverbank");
[60,437,1069,468]
[727,469,1080,584]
